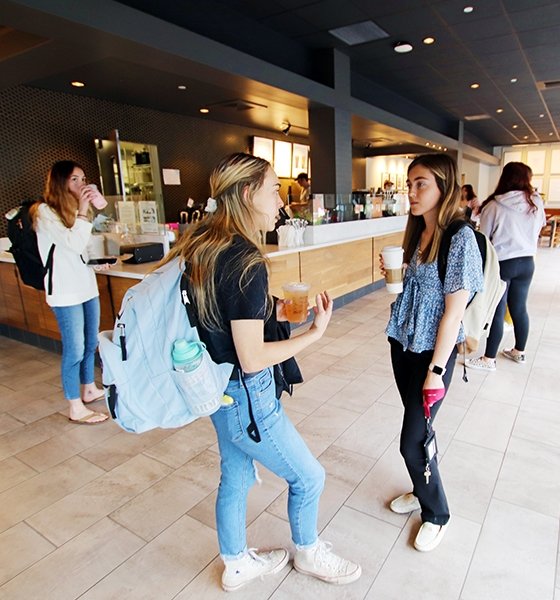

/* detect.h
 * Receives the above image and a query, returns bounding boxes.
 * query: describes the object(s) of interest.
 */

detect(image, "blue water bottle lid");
[172,339,203,364]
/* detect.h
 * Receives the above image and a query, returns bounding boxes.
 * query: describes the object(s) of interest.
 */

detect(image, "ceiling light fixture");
[463,6,474,13]
[393,41,413,53]
[199,107,209,114]
[510,77,518,83]
[423,36,435,45]
[425,142,430,146]
[539,113,545,118]
[512,124,518,129]
[177,85,186,90]
[523,136,528,139]
[71,81,85,88]
[550,132,554,136]
[470,83,480,89]
[443,147,447,151]
[281,122,292,135]
[496,108,504,113]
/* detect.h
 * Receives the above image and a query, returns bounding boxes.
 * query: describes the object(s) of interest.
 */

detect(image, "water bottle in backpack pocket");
[170,339,223,417]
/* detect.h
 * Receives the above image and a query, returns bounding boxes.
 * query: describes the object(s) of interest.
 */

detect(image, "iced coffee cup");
[381,246,404,294]
[81,183,108,210]
[282,282,310,323]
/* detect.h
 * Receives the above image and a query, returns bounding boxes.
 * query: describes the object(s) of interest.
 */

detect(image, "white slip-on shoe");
[294,539,361,585]
[414,521,449,552]
[390,492,421,514]
[222,548,289,592]
[465,356,496,372]
[502,348,526,364]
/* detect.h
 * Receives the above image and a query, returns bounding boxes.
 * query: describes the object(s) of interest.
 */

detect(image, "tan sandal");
[69,411,109,425]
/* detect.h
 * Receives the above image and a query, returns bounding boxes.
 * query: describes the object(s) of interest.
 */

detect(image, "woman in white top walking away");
[31,161,109,424]
[466,162,546,371]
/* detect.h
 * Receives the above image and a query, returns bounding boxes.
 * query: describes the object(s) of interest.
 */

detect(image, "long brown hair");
[481,161,537,213]
[30,160,83,228]
[403,153,463,264]
[162,152,272,331]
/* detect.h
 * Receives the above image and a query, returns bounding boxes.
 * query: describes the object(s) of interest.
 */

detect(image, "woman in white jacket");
[466,162,546,371]
[31,161,108,424]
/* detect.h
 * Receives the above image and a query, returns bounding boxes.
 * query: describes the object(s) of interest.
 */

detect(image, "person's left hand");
[92,263,113,272]
[276,298,290,321]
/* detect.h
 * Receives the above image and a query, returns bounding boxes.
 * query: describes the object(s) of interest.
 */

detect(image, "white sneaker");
[390,492,421,514]
[294,539,361,585]
[414,521,448,552]
[222,548,289,592]
[465,356,496,372]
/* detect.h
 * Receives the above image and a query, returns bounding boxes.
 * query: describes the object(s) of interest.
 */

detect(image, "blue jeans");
[210,367,325,559]
[52,297,100,400]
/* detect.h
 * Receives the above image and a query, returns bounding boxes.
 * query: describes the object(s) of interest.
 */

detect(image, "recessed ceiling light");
[496,108,504,113]
[425,142,430,146]
[443,147,447,151]
[523,136,528,139]
[470,83,480,89]
[71,81,85,88]
[463,6,474,13]
[510,77,518,83]
[423,37,435,45]
[394,41,413,53]
[199,108,209,114]
[549,132,554,136]
[539,113,545,118]
[177,85,187,90]
[512,124,518,129]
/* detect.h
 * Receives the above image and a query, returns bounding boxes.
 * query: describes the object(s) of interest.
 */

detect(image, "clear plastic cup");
[282,282,310,323]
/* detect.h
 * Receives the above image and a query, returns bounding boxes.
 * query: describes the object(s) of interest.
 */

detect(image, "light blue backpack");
[98,258,233,433]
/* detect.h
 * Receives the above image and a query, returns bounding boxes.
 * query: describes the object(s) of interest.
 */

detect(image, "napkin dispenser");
[120,242,164,264]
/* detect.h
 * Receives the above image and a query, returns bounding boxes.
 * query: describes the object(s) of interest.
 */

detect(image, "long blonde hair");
[403,153,464,264]
[30,160,82,228]
[163,152,272,331]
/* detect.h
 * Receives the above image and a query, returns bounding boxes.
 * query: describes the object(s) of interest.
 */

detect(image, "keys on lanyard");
[422,387,445,485]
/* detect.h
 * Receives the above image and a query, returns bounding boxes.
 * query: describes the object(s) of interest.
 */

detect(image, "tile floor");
[0,247,558,600]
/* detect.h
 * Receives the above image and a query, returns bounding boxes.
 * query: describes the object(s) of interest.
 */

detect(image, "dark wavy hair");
[481,161,537,213]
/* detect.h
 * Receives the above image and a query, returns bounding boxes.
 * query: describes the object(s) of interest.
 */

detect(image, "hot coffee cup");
[381,245,404,293]
[282,282,310,323]
[81,183,108,210]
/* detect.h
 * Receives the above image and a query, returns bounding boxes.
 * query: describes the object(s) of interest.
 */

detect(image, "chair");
[551,216,560,248]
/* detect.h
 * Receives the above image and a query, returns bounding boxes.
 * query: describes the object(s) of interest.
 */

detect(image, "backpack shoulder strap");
[437,219,472,284]
[45,243,55,295]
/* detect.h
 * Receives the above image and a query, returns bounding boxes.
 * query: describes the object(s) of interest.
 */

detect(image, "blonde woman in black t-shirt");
[164,153,361,592]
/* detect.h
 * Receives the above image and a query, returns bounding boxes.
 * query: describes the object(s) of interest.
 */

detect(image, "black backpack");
[6,200,55,293]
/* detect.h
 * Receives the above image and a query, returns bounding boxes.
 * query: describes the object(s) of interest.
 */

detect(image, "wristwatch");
[428,362,446,376]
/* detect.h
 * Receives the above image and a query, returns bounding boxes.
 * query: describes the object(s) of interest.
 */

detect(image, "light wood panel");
[108,276,138,316]
[268,252,300,299]
[373,231,405,282]
[96,275,115,331]
[299,239,373,300]
[0,262,26,329]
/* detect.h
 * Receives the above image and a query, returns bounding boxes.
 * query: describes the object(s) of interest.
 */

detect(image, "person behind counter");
[162,152,361,591]
[30,161,109,425]
[383,153,483,552]
[295,172,310,203]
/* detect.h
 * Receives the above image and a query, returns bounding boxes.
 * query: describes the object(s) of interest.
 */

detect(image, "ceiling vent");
[464,114,491,121]
[208,99,267,111]
[537,80,560,90]
[329,20,389,46]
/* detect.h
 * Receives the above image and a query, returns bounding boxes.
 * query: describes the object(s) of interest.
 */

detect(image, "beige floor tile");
[327,371,394,414]
[0,522,55,585]
[440,439,503,524]
[462,499,558,600]
[142,418,217,468]
[0,381,60,413]
[365,514,480,600]
[0,518,144,599]
[525,366,560,402]
[26,454,172,546]
[297,351,340,380]
[334,401,402,459]
[295,403,359,457]
[493,436,560,518]
[111,449,221,541]
[0,456,37,493]
[454,398,518,452]
[0,413,23,436]
[0,455,104,533]
[79,515,217,600]
[7,391,68,424]
[512,395,560,449]
[79,427,175,471]
[473,368,529,406]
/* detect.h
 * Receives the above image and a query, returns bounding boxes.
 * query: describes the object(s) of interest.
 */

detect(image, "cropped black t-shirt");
[187,236,268,367]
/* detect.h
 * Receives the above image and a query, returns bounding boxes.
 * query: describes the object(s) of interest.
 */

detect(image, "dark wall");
[0,85,307,236]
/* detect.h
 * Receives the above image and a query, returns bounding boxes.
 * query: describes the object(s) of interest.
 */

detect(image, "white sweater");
[479,191,546,261]
[35,204,98,307]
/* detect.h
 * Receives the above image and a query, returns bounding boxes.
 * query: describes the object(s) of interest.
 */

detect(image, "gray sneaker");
[502,348,526,364]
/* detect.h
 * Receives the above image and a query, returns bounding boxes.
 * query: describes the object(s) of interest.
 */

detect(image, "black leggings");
[485,257,535,358]
[389,338,457,525]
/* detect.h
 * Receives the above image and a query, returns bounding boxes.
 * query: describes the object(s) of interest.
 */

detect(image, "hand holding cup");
[381,246,404,293]
[80,184,107,210]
